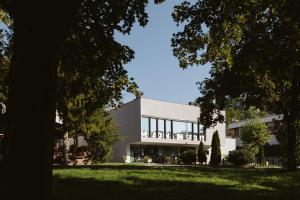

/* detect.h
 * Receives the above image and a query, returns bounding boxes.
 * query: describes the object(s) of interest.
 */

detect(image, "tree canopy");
[172,0,300,171]
[0,1,164,199]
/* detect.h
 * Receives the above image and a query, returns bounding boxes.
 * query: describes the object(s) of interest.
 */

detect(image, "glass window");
[199,124,204,134]
[173,121,186,140]
[187,123,192,140]
[141,117,149,138]
[158,119,164,138]
[150,118,157,138]
[193,123,199,140]
[165,120,171,139]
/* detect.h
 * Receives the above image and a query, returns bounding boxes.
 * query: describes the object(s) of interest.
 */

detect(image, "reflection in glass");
[187,123,192,140]
[141,117,149,138]
[158,119,164,138]
[193,123,199,140]
[173,121,186,140]
[150,118,157,138]
[165,120,171,139]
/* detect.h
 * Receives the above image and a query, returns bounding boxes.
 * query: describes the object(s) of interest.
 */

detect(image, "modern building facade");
[226,114,281,147]
[110,97,236,163]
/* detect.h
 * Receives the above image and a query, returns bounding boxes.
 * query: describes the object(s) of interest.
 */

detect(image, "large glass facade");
[187,123,193,140]
[141,116,202,141]
[165,120,171,139]
[130,144,195,164]
[173,121,186,140]
[141,117,149,138]
[150,118,157,138]
[158,119,164,139]
[193,123,199,140]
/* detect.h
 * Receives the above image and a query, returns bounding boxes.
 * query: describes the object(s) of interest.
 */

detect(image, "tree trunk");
[62,131,70,166]
[1,2,81,199]
[286,115,297,171]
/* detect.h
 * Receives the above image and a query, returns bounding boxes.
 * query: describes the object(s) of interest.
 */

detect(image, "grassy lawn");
[53,164,300,200]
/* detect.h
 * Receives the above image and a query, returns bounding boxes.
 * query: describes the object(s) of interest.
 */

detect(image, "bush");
[198,141,208,164]
[180,149,196,165]
[210,131,221,166]
[257,146,265,166]
[227,148,256,166]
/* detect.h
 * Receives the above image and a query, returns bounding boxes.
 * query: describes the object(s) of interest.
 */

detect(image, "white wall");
[110,98,141,162]
[141,98,200,121]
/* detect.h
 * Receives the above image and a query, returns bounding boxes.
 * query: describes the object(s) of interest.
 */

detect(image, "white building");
[226,114,281,147]
[110,97,236,163]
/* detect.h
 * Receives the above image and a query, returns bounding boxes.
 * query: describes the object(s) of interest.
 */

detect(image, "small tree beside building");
[210,131,221,166]
[198,140,208,165]
[228,118,270,166]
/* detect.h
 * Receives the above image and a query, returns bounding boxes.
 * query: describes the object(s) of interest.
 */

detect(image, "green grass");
[53,164,300,200]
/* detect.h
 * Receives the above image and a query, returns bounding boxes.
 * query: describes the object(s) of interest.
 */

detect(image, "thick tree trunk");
[1,1,81,199]
[62,131,70,166]
[286,115,297,171]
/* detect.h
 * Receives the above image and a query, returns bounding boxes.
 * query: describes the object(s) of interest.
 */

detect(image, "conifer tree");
[210,131,221,166]
[198,140,208,165]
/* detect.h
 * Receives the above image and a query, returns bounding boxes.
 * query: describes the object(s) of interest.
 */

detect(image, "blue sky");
[115,0,211,104]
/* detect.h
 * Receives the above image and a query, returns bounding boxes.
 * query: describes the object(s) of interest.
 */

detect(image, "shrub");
[210,131,221,166]
[257,146,265,166]
[180,149,196,165]
[198,141,208,164]
[227,148,256,166]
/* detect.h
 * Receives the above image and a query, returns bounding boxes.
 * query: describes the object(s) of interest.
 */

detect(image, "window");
[141,117,149,138]
[193,123,199,140]
[165,120,171,139]
[158,119,164,139]
[150,118,157,138]
[187,123,192,140]
[173,121,186,140]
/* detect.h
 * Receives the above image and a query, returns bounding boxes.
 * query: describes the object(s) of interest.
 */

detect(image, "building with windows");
[226,114,281,147]
[110,97,236,163]
[226,114,282,164]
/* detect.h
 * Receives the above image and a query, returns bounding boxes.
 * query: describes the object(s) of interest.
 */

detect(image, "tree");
[85,108,121,163]
[172,0,300,171]
[257,146,266,166]
[240,118,270,154]
[227,148,256,166]
[210,131,221,166]
[197,140,208,165]
[0,1,164,199]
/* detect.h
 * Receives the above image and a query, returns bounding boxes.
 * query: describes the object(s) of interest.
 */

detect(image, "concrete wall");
[140,98,200,122]
[110,98,141,162]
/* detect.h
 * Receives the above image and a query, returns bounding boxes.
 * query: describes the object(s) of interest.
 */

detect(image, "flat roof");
[228,114,282,129]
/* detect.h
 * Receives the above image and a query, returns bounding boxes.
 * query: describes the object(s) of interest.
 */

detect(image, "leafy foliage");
[257,146,266,166]
[197,141,208,164]
[240,118,270,153]
[210,131,221,166]
[180,149,196,165]
[172,0,300,170]
[227,148,256,166]
[85,109,121,163]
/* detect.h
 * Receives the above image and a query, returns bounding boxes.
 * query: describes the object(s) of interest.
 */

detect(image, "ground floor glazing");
[130,144,196,164]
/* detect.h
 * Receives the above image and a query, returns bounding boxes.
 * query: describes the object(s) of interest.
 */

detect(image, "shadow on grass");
[53,165,300,200]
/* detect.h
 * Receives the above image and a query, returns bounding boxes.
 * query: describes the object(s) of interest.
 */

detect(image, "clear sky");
[115,0,211,104]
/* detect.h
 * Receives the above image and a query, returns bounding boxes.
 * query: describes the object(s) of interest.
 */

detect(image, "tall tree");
[240,118,270,152]
[172,0,300,171]
[210,131,221,166]
[0,1,164,199]
[198,140,208,165]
